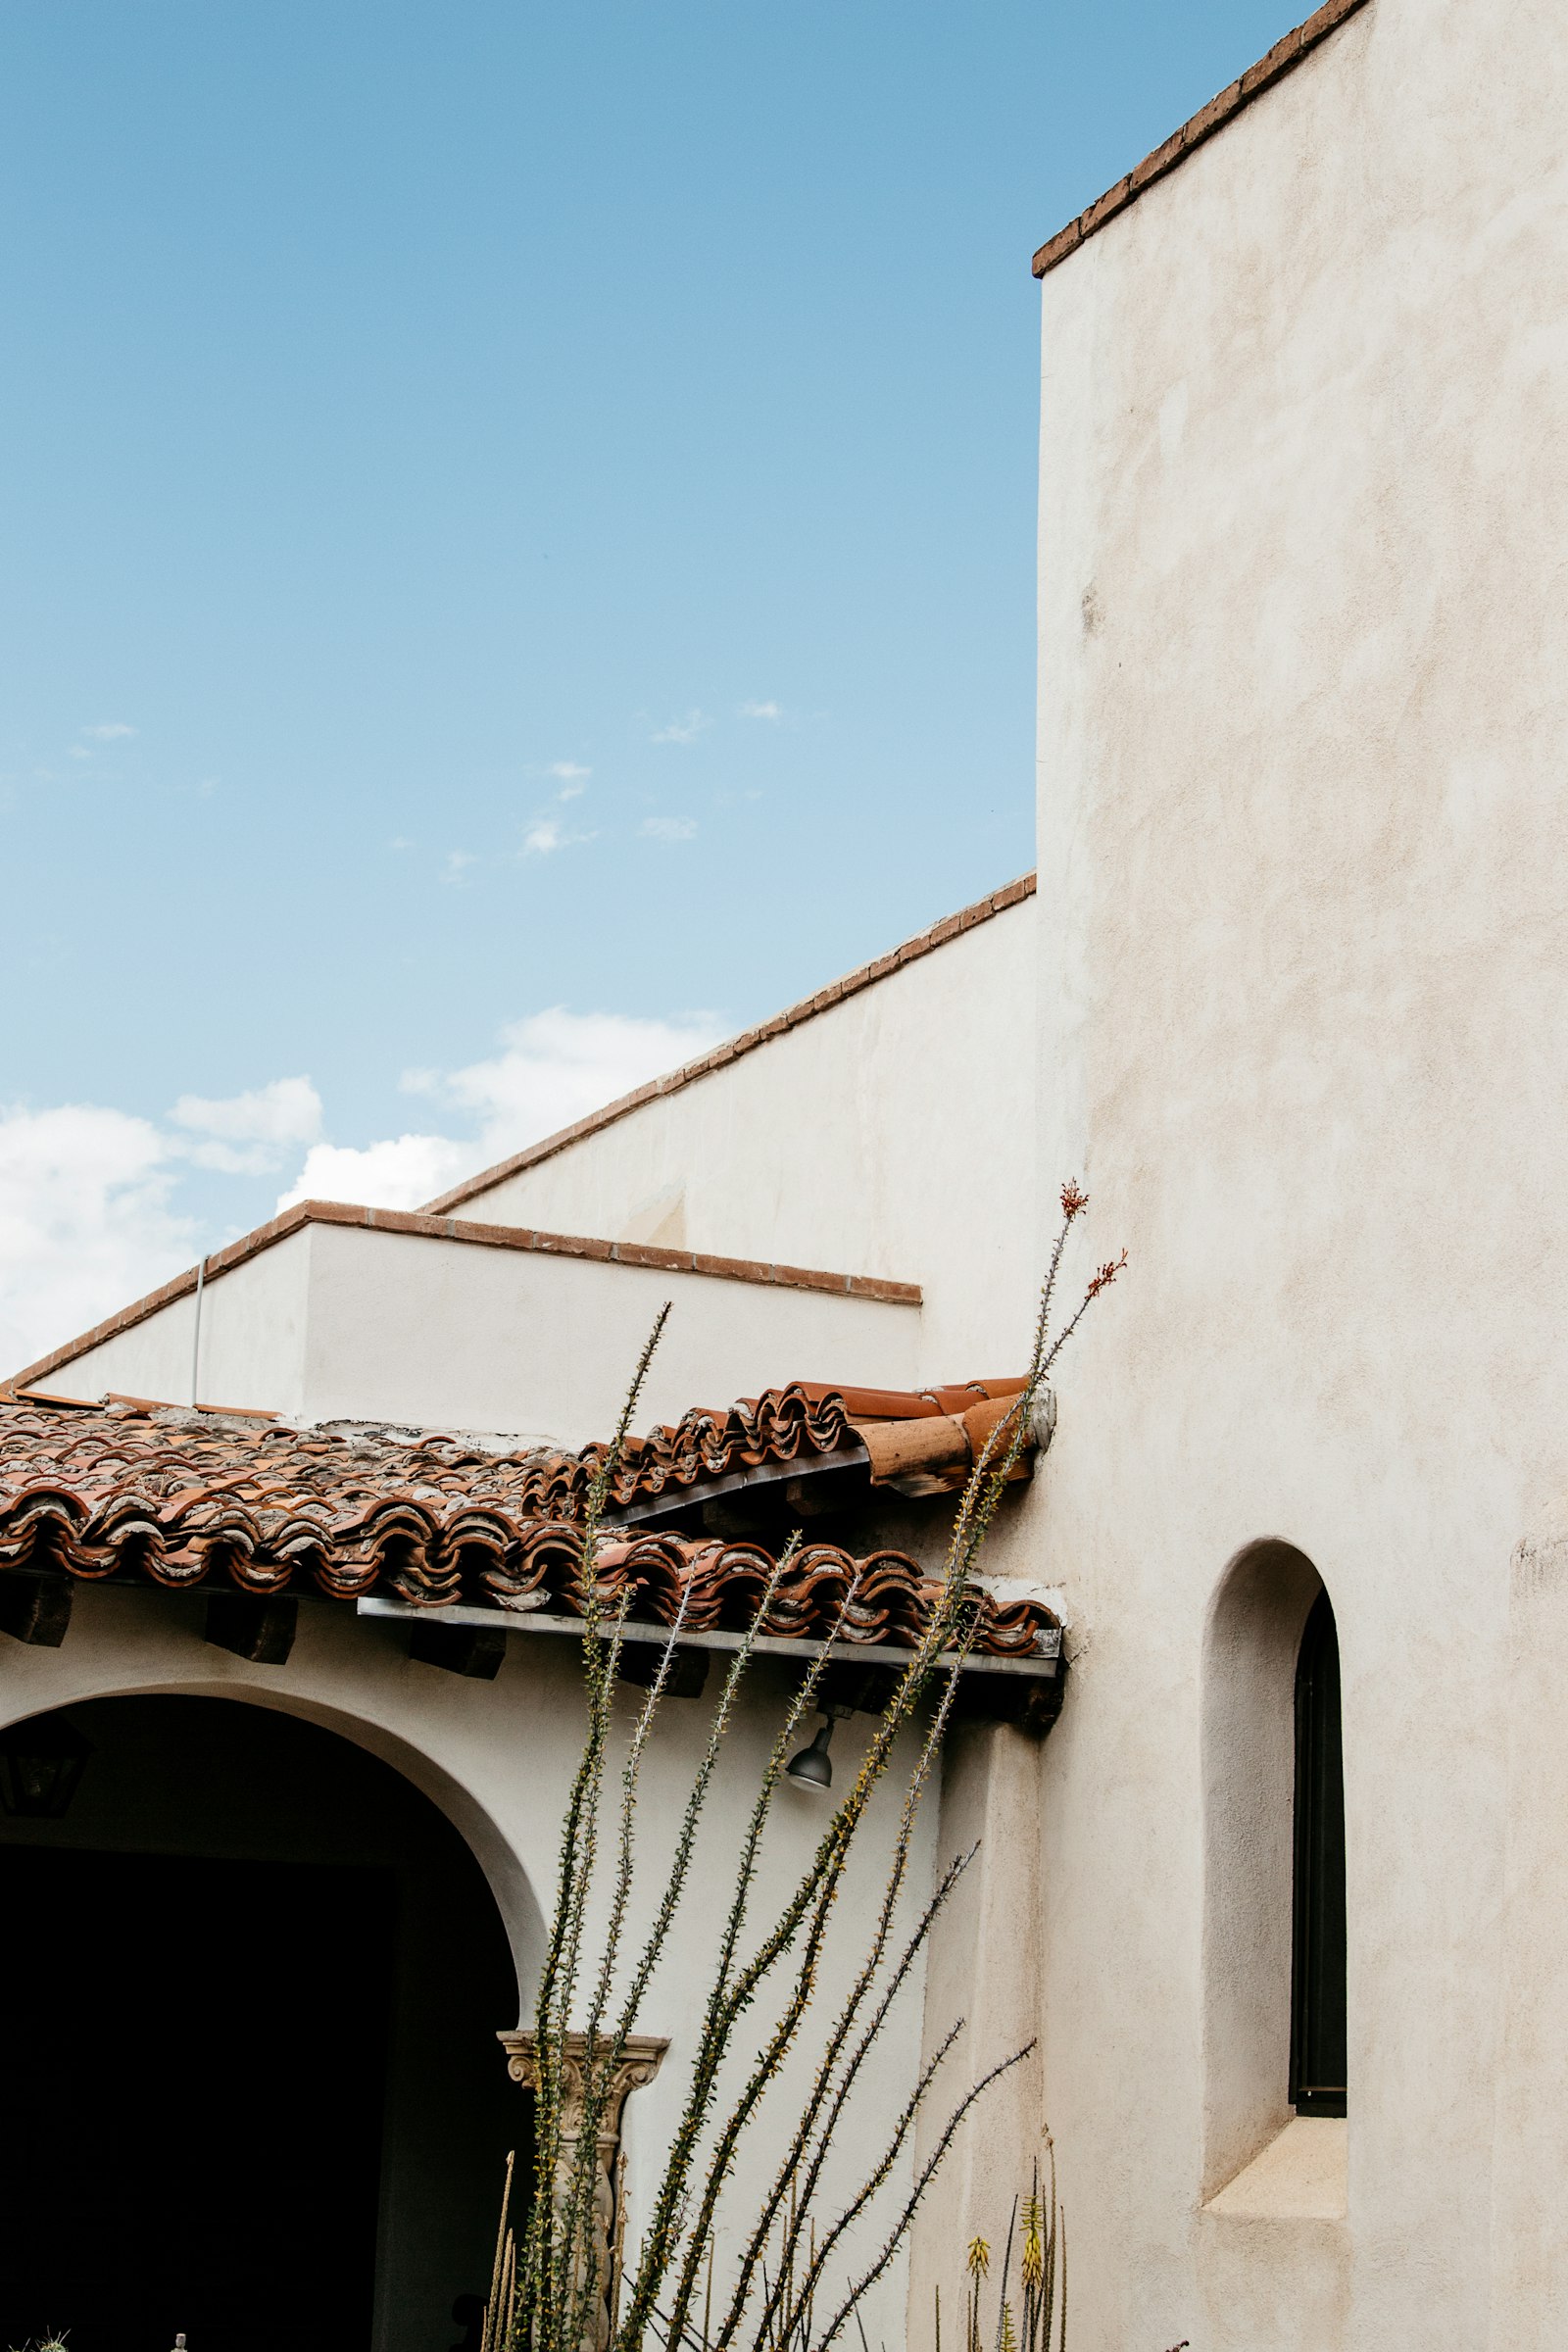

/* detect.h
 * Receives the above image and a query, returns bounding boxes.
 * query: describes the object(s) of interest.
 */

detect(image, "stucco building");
[3,0,1566,2344]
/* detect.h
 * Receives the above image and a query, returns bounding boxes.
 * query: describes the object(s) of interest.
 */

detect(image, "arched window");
[1291,1590,1348,2116]
[1202,1543,1349,2197]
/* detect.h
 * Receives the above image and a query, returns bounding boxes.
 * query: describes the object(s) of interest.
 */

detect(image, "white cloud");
[84,722,136,741]
[278,1134,471,1214]
[169,1077,323,1173]
[171,1077,322,1147]
[0,1004,734,1373]
[652,710,711,746]
[0,1103,192,1374]
[278,1006,727,1213]
[388,835,414,851]
[521,813,596,857]
[740,700,782,721]
[546,761,591,782]
[444,850,477,883]
[639,815,698,842]
[423,1007,725,1151]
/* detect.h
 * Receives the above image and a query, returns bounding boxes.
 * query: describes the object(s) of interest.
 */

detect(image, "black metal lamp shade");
[786,1715,836,1791]
[0,1712,93,1819]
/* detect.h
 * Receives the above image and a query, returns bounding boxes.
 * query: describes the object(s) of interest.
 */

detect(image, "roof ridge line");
[1031,0,1373,281]
[422,870,1036,1217]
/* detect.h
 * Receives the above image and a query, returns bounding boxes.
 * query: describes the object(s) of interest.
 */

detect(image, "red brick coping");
[1032,0,1374,279]
[5,1200,922,1399]
[423,873,1037,1216]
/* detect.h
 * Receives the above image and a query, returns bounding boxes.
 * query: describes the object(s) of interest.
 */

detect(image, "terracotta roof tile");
[0,1388,1054,1657]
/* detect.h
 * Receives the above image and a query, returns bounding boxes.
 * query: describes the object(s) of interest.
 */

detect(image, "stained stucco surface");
[1031,0,1568,2343]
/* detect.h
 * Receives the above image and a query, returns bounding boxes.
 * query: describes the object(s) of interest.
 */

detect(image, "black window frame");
[1290,1588,1348,2118]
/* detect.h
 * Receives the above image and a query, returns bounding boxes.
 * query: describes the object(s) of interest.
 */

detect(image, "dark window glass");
[1291,1589,1348,2116]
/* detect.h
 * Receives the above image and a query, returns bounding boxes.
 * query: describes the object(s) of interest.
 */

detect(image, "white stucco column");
[906,1721,1046,2333]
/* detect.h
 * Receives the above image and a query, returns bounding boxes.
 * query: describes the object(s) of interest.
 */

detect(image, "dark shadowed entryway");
[0,1695,527,2352]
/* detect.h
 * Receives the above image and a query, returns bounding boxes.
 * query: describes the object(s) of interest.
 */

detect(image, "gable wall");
[453,896,1039,1383]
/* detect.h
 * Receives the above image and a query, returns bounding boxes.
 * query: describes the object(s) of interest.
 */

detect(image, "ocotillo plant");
[503,1185,1124,2352]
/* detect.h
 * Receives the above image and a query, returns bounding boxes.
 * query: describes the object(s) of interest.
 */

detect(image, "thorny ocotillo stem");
[814,2043,1035,2352]
[560,1539,802,2352]
[614,1575,870,2350]
[532,1187,1122,2352]
[640,1192,1118,2352]
[518,1302,670,2352]
[767,2020,965,2348]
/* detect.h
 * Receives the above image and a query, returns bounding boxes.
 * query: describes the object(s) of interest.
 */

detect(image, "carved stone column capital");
[499,2028,669,2132]
[497,2028,669,2350]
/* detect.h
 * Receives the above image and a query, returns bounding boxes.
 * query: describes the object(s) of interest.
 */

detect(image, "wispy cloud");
[444,850,477,884]
[0,1102,191,1372]
[0,998,737,1366]
[520,766,594,849]
[521,803,596,855]
[169,1076,323,1173]
[171,1077,322,1148]
[652,710,711,746]
[84,721,136,742]
[388,835,414,851]
[281,1007,728,1215]
[639,815,698,843]
[0,1074,318,1367]
[739,700,782,722]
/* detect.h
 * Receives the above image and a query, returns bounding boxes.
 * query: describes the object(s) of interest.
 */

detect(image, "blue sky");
[1,0,1305,1366]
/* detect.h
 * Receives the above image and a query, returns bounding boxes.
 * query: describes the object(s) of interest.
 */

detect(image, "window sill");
[1204,2118,1348,2221]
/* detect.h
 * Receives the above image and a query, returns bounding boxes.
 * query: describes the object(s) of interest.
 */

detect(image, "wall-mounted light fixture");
[786,1711,842,1791]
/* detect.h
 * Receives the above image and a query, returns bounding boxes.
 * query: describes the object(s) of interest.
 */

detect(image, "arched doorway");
[0,1694,526,2352]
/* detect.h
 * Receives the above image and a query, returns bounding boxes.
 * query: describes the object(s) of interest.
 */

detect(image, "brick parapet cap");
[1031,0,1373,280]
[5,1201,921,1399]
[422,872,1037,1216]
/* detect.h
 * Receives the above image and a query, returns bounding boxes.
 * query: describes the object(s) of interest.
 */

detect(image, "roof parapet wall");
[6,1200,920,1402]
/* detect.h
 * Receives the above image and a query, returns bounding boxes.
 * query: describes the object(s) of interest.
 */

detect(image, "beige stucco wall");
[1030,1,1568,2346]
[454,900,1039,1385]
[36,1221,922,1445]
[0,1587,942,2345]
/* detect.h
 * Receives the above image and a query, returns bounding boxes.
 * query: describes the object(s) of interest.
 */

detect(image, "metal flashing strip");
[355,1592,1062,1678]
[601,1441,872,1528]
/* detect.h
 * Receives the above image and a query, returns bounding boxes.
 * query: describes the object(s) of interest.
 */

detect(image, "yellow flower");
[966,2236,991,2279]
[1021,2193,1043,2287]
